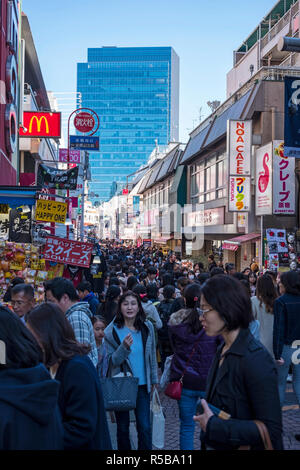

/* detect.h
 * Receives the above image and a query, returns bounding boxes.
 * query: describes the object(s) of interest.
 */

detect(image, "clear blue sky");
[22,0,277,143]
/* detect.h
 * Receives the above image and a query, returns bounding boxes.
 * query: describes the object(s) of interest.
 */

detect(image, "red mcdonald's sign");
[19,112,61,138]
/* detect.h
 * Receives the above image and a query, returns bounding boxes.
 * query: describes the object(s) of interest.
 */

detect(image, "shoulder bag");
[100,359,139,412]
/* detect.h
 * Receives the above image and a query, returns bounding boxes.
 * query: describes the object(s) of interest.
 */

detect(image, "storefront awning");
[0,186,41,208]
[223,233,260,251]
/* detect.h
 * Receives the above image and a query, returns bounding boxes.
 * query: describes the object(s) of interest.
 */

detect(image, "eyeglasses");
[199,306,214,316]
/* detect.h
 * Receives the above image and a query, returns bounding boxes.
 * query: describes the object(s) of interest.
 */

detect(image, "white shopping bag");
[151,388,165,449]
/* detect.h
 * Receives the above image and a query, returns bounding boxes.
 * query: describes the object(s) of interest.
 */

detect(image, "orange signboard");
[19,112,61,138]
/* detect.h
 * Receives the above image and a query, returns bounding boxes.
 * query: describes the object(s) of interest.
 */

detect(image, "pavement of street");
[107,382,300,450]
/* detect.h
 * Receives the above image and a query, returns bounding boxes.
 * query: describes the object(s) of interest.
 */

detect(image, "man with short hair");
[225,263,236,276]
[77,281,99,316]
[11,284,35,324]
[208,254,217,271]
[45,278,98,367]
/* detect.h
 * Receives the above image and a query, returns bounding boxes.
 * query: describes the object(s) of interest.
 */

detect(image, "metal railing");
[260,1,299,50]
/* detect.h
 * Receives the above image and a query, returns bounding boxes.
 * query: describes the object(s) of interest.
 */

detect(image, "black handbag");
[100,359,139,412]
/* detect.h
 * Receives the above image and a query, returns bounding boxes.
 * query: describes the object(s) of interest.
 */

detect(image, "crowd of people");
[1,243,300,450]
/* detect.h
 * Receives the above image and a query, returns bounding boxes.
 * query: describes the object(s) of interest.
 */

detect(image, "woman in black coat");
[0,306,63,450]
[27,302,112,450]
[194,275,283,450]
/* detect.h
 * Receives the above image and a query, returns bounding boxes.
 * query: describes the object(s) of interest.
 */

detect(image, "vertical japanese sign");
[228,120,252,176]
[255,143,273,216]
[227,120,252,212]
[229,176,251,212]
[273,141,295,215]
[284,76,300,158]
[42,237,93,267]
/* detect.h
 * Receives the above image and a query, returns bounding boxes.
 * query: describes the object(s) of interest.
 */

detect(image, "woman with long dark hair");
[194,275,283,450]
[0,306,63,450]
[273,271,300,417]
[251,274,278,356]
[168,283,221,450]
[97,285,121,324]
[104,291,158,450]
[27,302,112,450]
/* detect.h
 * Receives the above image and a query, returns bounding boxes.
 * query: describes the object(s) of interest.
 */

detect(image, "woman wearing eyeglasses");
[194,275,283,450]
[168,283,221,450]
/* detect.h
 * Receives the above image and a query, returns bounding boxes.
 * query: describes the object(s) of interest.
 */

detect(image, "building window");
[190,151,226,204]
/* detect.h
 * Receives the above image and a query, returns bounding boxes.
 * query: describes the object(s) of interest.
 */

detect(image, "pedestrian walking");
[27,302,112,450]
[77,281,100,315]
[251,274,278,357]
[194,274,283,450]
[97,285,121,324]
[133,284,162,330]
[104,291,158,450]
[92,315,109,378]
[10,284,35,324]
[273,271,300,413]
[0,306,63,450]
[44,278,98,367]
[168,283,221,450]
[157,285,176,371]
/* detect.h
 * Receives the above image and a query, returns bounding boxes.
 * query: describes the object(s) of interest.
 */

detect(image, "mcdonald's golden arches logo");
[19,112,61,138]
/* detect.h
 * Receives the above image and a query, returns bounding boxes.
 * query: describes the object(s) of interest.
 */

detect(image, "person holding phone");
[104,291,158,450]
[193,275,283,450]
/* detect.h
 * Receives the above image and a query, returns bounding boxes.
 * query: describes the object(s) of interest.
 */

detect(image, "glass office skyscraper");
[77,47,179,202]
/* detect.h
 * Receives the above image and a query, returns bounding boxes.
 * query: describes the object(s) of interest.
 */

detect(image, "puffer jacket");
[168,308,222,391]
[104,319,158,394]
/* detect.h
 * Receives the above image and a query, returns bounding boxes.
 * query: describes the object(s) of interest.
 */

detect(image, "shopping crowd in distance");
[1,243,300,451]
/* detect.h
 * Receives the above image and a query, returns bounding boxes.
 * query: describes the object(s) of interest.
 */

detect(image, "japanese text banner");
[273,141,295,215]
[35,200,67,224]
[43,237,93,268]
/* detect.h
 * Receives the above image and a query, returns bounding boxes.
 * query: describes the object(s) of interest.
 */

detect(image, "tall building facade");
[77,47,179,202]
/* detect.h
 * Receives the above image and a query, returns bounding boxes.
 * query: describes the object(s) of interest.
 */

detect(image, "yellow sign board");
[35,200,67,224]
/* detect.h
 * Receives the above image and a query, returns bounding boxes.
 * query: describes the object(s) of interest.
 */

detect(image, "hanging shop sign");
[255,143,273,216]
[59,149,81,164]
[35,200,68,224]
[43,236,93,268]
[69,135,99,151]
[8,208,31,243]
[19,112,61,138]
[284,76,300,158]
[143,239,152,248]
[227,120,252,176]
[37,164,78,190]
[74,112,95,133]
[273,141,295,215]
[228,176,251,212]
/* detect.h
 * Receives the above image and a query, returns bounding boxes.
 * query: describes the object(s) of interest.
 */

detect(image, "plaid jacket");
[66,302,98,367]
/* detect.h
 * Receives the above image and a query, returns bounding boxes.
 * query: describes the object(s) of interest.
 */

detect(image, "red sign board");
[59,149,81,163]
[122,188,129,195]
[19,112,61,138]
[43,236,93,268]
[74,112,95,133]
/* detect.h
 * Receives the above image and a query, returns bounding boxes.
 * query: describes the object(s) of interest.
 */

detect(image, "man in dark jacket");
[77,281,99,316]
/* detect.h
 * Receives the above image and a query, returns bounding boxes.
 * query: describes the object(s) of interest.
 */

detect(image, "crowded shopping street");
[2,0,300,455]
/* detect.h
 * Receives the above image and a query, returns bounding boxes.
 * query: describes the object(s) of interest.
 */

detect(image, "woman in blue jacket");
[273,271,300,412]
[0,306,63,450]
[27,302,112,450]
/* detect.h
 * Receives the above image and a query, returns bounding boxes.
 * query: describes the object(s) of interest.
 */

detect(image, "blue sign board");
[284,76,300,158]
[70,135,99,151]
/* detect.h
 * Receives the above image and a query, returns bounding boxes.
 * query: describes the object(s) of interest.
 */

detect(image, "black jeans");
[115,385,152,450]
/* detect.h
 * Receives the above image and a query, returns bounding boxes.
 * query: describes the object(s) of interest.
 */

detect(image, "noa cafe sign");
[228,120,252,176]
